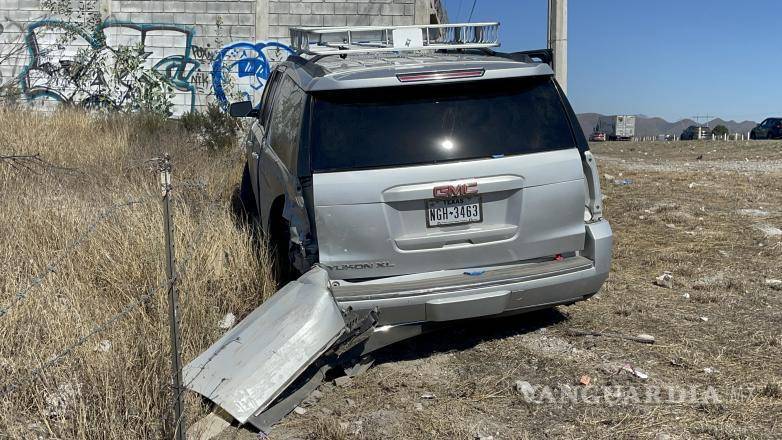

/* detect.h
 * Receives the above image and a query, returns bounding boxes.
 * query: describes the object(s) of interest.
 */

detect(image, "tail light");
[397,69,485,82]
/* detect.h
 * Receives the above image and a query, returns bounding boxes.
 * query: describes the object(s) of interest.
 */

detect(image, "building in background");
[0,0,446,115]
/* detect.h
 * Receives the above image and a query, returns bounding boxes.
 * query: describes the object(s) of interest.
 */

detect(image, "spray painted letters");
[20,20,199,111]
[211,41,293,109]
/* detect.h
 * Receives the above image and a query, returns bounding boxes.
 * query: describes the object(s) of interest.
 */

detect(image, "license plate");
[426,196,482,227]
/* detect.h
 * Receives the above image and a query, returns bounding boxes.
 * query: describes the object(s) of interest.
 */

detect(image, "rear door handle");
[251,152,259,159]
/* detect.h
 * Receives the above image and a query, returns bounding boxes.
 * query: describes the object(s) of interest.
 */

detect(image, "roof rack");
[289,23,500,56]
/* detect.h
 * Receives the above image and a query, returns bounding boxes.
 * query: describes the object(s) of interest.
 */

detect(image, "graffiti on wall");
[0,16,26,86]
[20,19,199,111]
[3,16,296,113]
[211,41,293,109]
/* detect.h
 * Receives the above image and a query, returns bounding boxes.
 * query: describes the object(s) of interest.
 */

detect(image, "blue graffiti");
[211,41,294,110]
[19,19,200,112]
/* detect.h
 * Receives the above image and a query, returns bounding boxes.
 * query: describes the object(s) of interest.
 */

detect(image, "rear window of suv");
[309,76,577,172]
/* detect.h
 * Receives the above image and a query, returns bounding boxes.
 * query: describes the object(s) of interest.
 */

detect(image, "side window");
[268,76,306,171]
[259,70,282,128]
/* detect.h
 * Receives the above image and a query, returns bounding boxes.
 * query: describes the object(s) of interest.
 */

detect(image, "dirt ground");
[255,140,782,440]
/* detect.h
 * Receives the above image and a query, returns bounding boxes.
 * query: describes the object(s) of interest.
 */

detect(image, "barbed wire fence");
[0,154,224,439]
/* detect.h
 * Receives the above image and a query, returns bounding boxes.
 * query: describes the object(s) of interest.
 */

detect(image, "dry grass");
[0,109,274,439]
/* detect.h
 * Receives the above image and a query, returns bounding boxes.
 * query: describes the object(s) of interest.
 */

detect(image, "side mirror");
[229,101,259,118]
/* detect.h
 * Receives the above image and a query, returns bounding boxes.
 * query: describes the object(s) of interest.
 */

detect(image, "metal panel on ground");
[182,267,346,425]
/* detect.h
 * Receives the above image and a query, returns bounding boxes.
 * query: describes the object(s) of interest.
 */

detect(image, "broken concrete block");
[94,340,111,353]
[754,224,782,237]
[621,364,649,380]
[334,376,352,387]
[737,209,769,217]
[293,406,307,415]
[218,313,236,330]
[765,279,782,290]
[636,334,656,344]
[514,380,535,396]
[654,272,674,288]
[186,410,232,440]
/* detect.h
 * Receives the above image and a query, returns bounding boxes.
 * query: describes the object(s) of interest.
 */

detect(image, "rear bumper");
[334,220,612,326]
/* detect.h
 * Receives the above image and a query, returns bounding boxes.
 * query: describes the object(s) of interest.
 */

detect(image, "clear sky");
[443,0,779,123]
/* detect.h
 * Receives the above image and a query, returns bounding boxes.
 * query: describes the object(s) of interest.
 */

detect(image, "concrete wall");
[0,0,445,115]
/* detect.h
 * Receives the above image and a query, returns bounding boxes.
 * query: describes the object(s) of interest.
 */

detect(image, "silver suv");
[231,27,612,333]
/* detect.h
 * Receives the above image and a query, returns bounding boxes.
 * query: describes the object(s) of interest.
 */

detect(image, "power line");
[467,0,478,22]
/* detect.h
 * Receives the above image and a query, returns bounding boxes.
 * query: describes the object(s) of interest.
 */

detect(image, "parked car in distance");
[680,125,711,140]
[589,132,607,142]
[750,118,782,140]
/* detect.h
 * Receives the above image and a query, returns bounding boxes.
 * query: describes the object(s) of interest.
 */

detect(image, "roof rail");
[289,23,500,56]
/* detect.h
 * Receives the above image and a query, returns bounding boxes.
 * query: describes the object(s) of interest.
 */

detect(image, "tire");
[270,213,296,287]
[750,131,756,140]
[239,164,258,217]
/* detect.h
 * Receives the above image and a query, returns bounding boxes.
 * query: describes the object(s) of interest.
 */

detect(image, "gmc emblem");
[433,182,478,198]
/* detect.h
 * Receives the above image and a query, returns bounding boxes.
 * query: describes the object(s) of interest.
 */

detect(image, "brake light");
[397,69,485,83]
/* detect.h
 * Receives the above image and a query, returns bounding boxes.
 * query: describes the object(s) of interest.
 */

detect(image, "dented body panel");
[182,267,344,425]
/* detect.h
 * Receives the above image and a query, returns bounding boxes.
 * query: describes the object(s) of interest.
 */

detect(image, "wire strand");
[467,0,478,22]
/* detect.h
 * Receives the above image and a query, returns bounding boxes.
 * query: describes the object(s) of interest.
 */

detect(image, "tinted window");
[310,76,577,172]
[260,70,281,127]
[269,75,306,170]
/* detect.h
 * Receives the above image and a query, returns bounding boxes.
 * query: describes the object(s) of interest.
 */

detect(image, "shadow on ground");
[372,307,568,366]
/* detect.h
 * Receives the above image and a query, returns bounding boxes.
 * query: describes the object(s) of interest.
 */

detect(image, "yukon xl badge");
[326,261,395,271]
[433,182,478,199]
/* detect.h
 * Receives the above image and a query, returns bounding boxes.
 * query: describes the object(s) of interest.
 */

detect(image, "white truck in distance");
[597,115,636,141]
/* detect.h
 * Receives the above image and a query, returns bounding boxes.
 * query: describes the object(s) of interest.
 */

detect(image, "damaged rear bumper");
[332,220,613,326]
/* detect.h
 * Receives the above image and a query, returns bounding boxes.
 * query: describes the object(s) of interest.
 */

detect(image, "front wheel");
[270,214,298,287]
[750,131,757,140]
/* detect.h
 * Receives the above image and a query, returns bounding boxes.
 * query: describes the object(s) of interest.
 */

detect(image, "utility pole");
[547,0,568,94]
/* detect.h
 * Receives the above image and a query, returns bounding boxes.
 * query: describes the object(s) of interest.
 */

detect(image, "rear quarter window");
[269,76,306,170]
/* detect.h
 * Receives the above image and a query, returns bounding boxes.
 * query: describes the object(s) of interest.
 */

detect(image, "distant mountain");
[576,113,757,138]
